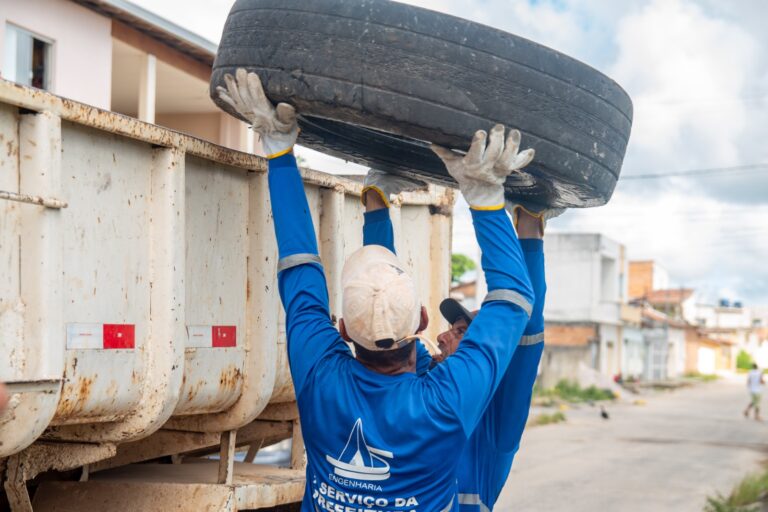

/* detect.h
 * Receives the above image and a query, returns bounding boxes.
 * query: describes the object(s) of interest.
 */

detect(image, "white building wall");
[599,323,622,377]
[622,325,645,379]
[544,233,623,327]
[667,326,686,378]
[714,308,752,329]
[0,0,112,109]
[543,234,598,322]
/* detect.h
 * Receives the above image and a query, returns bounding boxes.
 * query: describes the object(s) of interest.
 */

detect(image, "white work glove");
[361,169,427,207]
[216,69,299,159]
[431,125,535,209]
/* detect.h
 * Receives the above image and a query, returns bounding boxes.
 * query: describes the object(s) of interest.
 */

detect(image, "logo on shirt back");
[326,418,394,481]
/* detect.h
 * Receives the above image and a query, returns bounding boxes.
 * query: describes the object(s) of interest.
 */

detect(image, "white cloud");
[611,0,758,172]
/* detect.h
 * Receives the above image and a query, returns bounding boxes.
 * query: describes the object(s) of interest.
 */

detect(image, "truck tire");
[211,0,633,208]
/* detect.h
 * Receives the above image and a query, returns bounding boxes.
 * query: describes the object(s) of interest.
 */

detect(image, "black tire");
[211,0,633,208]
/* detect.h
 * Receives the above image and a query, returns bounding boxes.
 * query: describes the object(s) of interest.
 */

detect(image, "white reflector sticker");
[66,323,135,350]
[186,325,237,348]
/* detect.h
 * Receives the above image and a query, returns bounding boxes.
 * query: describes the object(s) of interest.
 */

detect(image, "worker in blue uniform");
[218,69,536,511]
[361,171,563,511]
[440,204,561,512]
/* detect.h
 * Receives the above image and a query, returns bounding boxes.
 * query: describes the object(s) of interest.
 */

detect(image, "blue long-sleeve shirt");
[363,206,547,511]
[456,239,546,511]
[269,153,533,511]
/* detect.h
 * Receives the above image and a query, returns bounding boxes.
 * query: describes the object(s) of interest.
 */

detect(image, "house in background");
[685,326,733,374]
[0,0,254,152]
[541,233,627,387]
[621,303,645,380]
[641,306,670,381]
[628,260,670,300]
[644,289,694,378]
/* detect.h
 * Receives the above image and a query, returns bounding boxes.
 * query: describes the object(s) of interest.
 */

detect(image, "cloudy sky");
[133,0,768,305]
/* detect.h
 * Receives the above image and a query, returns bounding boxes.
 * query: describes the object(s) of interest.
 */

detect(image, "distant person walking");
[744,363,764,421]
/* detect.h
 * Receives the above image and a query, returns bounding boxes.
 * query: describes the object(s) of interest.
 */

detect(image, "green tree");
[451,253,476,283]
[737,350,754,371]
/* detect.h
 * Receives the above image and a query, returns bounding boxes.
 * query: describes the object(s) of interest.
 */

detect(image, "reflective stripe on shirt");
[483,289,533,317]
[458,493,491,512]
[520,332,544,346]
[277,253,322,272]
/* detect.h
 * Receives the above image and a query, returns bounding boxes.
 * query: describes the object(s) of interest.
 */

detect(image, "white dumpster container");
[0,80,453,463]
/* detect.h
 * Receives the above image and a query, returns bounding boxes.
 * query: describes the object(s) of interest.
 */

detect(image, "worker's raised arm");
[483,204,563,453]
[427,126,535,436]
[483,235,546,452]
[217,70,345,395]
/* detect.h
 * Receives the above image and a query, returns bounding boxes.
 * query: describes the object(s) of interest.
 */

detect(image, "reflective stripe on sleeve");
[483,289,533,317]
[277,253,322,272]
[520,332,545,346]
[458,494,491,512]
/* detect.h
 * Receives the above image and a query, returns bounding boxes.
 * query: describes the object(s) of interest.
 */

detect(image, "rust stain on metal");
[219,366,243,393]
[56,376,94,418]
[6,140,17,157]
[186,379,205,403]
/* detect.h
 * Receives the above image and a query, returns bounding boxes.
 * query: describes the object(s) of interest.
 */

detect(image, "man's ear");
[418,306,429,333]
[339,318,352,342]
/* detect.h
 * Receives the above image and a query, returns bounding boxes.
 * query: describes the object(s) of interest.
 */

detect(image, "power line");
[621,163,768,180]
[640,94,768,106]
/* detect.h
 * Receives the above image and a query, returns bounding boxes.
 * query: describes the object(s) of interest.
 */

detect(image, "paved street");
[496,376,768,512]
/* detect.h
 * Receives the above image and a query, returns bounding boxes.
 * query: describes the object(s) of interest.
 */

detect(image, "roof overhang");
[72,0,217,66]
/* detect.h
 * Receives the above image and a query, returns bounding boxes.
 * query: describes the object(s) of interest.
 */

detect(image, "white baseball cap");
[342,245,421,351]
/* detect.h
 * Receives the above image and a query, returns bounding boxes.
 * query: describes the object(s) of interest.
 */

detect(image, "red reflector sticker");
[103,324,135,349]
[212,326,236,348]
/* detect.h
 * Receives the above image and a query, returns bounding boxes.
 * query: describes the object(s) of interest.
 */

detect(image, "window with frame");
[3,24,53,90]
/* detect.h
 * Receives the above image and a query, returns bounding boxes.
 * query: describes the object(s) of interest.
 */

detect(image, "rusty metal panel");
[164,170,278,433]
[0,103,21,382]
[0,110,65,458]
[174,157,248,416]
[0,81,453,468]
[393,205,431,301]
[51,123,151,425]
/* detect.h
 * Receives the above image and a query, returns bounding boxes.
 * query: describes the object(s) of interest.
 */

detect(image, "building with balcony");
[0,0,254,152]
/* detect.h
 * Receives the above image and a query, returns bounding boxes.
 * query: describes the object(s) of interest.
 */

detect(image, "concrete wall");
[600,323,622,377]
[544,233,624,326]
[644,327,669,381]
[668,326,686,378]
[689,303,752,330]
[539,345,594,389]
[622,325,645,379]
[545,323,597,346]
[0,0,112,109]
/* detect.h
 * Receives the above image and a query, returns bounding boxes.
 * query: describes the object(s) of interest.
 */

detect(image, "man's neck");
[357,359,416,376]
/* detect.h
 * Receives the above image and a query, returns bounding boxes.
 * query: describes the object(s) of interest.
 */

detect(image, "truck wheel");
[212,0,633,208]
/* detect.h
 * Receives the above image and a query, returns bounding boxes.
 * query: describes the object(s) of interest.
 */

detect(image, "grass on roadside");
[534,379,616,404]
[529,411,566,427]
[705,467,768,511]
[685,371,720,382]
